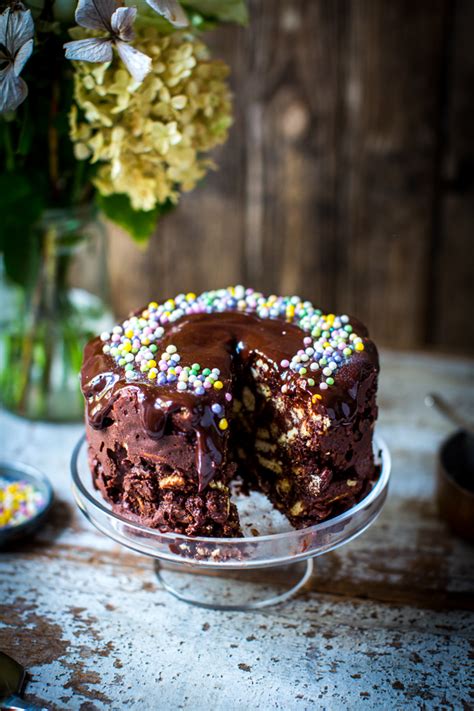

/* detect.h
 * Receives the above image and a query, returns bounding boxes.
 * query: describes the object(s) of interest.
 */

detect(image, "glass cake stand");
[71,434,390,610]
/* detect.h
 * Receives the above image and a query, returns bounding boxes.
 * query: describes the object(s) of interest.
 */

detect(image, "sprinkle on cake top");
[99,286,366,398]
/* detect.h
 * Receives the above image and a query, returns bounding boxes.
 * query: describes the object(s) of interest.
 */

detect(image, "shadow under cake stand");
[71,434,390,610]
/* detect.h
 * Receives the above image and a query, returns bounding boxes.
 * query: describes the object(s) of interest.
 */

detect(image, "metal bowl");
[437,430,474,542]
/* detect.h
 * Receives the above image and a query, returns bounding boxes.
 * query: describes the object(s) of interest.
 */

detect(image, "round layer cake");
[81,287,379,537]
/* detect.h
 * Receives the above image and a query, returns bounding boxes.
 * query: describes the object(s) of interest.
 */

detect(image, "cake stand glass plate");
[71,434,390,610]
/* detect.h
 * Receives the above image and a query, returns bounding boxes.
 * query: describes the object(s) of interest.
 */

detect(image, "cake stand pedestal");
[154,558,314,610]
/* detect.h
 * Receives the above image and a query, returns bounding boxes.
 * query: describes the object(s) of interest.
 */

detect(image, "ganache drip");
[82,291,379,493]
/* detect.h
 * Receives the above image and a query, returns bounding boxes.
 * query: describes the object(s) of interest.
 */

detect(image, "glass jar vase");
[0,205,112,422]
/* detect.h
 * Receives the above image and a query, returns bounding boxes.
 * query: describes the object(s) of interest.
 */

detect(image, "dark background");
[107,0,474,354]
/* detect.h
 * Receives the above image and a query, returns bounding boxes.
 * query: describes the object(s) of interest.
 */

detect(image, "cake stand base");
[154,558,314,611]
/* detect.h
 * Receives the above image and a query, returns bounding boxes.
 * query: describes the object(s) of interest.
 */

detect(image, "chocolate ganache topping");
[81,287,378,492]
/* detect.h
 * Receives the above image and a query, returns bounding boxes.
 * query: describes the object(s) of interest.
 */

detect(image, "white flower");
[0,6,34,114]
[64,0,151,83]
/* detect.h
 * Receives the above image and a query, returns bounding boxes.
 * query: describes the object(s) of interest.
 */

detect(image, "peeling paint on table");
[1,351,473,710]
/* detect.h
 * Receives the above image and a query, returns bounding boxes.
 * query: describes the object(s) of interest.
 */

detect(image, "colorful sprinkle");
[102,287,366,399]
[0,477,46,528]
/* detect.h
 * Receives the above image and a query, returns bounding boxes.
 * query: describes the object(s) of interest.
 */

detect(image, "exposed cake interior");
[82,289,379,537]
[229,351,377,530]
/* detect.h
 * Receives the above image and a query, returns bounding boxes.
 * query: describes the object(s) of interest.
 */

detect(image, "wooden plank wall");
[107,0,474,354]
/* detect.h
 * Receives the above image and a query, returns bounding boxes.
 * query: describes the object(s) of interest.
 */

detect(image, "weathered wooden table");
[1,352,473,710]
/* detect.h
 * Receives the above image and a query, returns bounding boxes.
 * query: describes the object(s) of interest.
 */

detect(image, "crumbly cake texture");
[81,287,379,537]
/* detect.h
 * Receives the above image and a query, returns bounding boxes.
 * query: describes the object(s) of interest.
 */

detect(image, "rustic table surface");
[1,351,473,711]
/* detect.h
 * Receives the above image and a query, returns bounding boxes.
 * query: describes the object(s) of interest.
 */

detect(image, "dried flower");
[0,5,34,114]
[69,28,232,211]
[145,0,188,27]
[64,0,151,83]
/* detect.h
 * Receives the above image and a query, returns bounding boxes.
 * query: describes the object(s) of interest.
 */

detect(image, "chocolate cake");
[81,287,379,537]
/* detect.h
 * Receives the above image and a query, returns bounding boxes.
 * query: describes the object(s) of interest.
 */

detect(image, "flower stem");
[2,120,15,172]
[48,81,60,200]
[71,156,86,204]
[17,225,59,414]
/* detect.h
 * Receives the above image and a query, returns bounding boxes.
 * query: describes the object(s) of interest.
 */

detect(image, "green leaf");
[182,0,248,24]
[0,172,44,287]
[187,11,218,30]
[97,192,174,243]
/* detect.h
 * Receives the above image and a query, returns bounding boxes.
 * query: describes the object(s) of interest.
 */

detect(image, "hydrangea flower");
[64,0,151,83]
[69,28,232,211]
[0,5,34,114]
[146,0,188,27]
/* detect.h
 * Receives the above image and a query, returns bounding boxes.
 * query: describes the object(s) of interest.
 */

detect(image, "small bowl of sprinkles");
[0,461,54,545]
